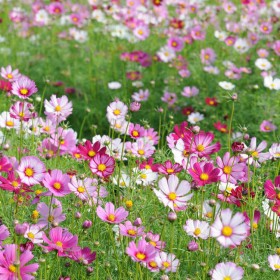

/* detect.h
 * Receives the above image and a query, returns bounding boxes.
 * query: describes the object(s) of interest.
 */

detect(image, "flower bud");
[130,101,141,112]
[188,240,199,251]
[192,126,200,134]
[82,220,92,229]
[15,222,28,235]
[75,212,81,219]
[167,212,177,222]
[243,133,250,140]
[133,218,142,227]
[231,142,244,153]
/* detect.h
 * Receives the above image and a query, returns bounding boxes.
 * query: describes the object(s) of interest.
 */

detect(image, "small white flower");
[234,38,249,53]
[264,76,280,90]
[108,81,121,90]
[188,112,204,124]
[157,46,176,63]
[255,58,272,71]
[214,30,228,41]
[219,81,235,90]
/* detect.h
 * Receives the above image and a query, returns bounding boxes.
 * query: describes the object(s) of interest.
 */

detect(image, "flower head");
[97,202,128,224]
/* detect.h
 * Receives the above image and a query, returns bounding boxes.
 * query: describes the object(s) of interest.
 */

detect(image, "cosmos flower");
[183,219,210,239]
[11,77,37,99]
[211,261,244,280]
[96,202,128,224]
[126,239,156,263]
[90,153,115,178]
[211,208,250,248]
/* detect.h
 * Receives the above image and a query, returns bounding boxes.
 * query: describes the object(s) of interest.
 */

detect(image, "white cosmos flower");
[234,38,249,53]
[255,58,272,71]
[219,81,235,90]
[108,81,121,90]
[264,76,280,90]
[188,112,204,124]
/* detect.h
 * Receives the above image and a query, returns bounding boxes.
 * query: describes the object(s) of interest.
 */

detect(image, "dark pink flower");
[126,239,156,263]
[90,153,115,178]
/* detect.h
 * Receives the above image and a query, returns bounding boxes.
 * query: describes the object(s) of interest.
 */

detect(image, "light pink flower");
[119,221,144,238]
[211,261,244,280]
[11,77,38,99]
[183,219,210,239]
[96,202,128,224]
[126,239,156,263]
[155,252,180,272]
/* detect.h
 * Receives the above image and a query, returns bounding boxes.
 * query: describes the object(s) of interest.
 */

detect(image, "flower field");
[0,0,280,279]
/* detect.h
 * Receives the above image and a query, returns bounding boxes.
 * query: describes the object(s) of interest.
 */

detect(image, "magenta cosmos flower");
[119,221,145,238]
[216,152,246,184]
[96,202,128,224]
[188,161,221,187]
[126,239,156,263]
[42,227,78,257]
[211,208,250,248]
[42,169,71,197]
[260,120,277,132]
[264,176,280,201]
[211,261,244,280]
[9,101,36,121]
[0,244,39,280]
[90,153,115,178]
[153,175,193,211]
[17,156,46,186]
[131,138,156,158]
[157,160,183,175]
[11,77,38,99]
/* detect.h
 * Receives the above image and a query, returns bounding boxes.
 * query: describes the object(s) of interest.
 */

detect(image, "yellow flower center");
[32,210,39,219]
[224,277,231,280]
[145,164,151,169]
[125,200,133,208]
[12,181,19,187]
[206,212,213,218]
[138,149,145,155]
[140,174,147,179]
[200,173,209,181]
[132,130,139,137]
[196,144,205,152]
[6,120,14,127]
[136,252,146,260]
[113,109,121,116]
[149,241,156,247]
[27,232,35,239]
[55,105,61,112]
[149,261,158,268]
[264,125,271,131]
[48,215,54,222]
[53,182,61,190]
[7,74,13,79]
[19,112,25,118]
[163,261,170,268]
[168,192,177,201]
[97,164,106,171]
[167,168,174,174]
[24,168,34,177]
[35,189,42,195]
[251,151,259,158]
[108,214,115,222]
[223,166,232,174]
[194,228,201,236]
[8,265,16,273]
[138,29,144,35]
[127,229,136,236]
[205,54,210,60]
[222,226,233,237]
[56,241,63,247]
[44,126,50,132]
[20,88,28,95]
[77,186,85,193]
[252,222,258,230]
[88,150,96,157]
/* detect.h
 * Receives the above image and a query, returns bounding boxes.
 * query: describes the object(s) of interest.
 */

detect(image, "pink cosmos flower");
[143,231,166,250]
[259,22,273,34]
[132,89,150,102]
[37,138,58,159]
[216,152,246,184]
[260,120,277,132]
[11,77,38,99]
[211,261,244,280]
[245,137,269,167]
[1,65,21,81]
[144,128,159,145]
[264,176,280,201]
[183,219,210,239]
[106,100,128,122]
[0,244,39,280]
[47,2,64,15]
[273,40,280,56]
[70,247,96,265]
[119,221,145,238]
[90,153,115,178]
[211,208,250,248]
[131,138,156,158]
[167,37,184,52]
[128,123,145,139]
[155,252,180,272]
[39,118,56,135]
[0,225,9,246]
[37,199,66,228]
[200,48,216,65]
[133,25,150,40]
[17,156,46,186]
[191,25,205,40]
[9,101,36,121]
[0,156,13,173]
[44,95,73,124]
[188,162,221,187]
[161,91,177,106]
[181,86,199,98]
[185,131,221,158]
[96,202,128,224]
[157,160,182,175]
[42,169,71,197]
[153,175,193,211]
[126,239,156,263]
[244,210,261,231]
[42,227,78,257]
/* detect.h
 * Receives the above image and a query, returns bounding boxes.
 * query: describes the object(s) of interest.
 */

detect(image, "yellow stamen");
[222,226,233,237]
[108,214,115,222]
[196,144,205,152]
[24,168,34,177]
[168,192,177,201]
[136,252,146,260]
[200,173,209,181]
[53,182,61,190]
[194,228,201,236]
[97,164,106,171]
